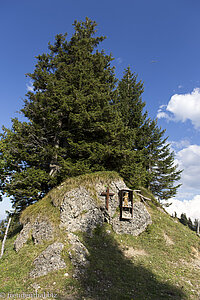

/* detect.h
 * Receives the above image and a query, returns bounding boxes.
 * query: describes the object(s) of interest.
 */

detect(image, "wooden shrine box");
[119,189,133,220]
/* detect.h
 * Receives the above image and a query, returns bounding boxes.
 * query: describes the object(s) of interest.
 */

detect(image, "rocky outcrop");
[14,217,54,252]
[68,233,89,278]
[31,218,54,244]
[111,202,152,235]
[59,179,152,236]
[14,174,152,278]
[29,242,66,278]
[60,187,104,234]
[59,179,127,233]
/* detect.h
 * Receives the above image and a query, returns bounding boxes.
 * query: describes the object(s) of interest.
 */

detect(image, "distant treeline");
[174,212,199,232]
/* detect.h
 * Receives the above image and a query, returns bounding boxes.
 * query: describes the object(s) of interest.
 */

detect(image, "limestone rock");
[60,179,127,234]
[111,202,152,235]
[14,223,32,252]
[15,178,152,254]
[95,179,127,218]
[68,233,89,277]
[32,218,54,244]
[14,218,54,252]
[29,242,66,278]
[60,187,104,233]
[59,179,151,236]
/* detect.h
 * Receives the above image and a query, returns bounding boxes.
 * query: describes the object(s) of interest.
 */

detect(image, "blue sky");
[1,0,200,220]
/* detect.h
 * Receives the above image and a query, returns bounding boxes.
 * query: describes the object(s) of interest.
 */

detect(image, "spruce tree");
[141,119,182,200]
[0,18,124,211]
[179,213,188,226]
[117,68,181,200]
[115,67,147,188]
[187,217,193,230]
[0,220,5,240]
[117,67,146,130]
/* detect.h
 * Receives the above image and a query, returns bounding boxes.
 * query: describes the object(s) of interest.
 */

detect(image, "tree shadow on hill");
[76,226,186,300]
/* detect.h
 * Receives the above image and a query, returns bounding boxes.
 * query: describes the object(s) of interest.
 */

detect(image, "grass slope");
[0,172,199,299]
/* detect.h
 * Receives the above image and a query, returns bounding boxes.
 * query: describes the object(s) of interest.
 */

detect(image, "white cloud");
[26,80,34,92]
[169,139,190,151]
[165,196,200,221]
[164,143,200,221]
[176,144,200,190]
[157,111,171,120]
[157,104,173,121]
[157,88,200,129]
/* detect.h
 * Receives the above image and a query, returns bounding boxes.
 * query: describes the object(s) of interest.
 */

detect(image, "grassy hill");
[0,172,199,299]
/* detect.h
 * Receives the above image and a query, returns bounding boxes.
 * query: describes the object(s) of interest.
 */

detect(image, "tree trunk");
[49,122,62,177]
[0,217,11,259]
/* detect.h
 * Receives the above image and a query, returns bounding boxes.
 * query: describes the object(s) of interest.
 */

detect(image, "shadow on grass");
[76,226,186,300]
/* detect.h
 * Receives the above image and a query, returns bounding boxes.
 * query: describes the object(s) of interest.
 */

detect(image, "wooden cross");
[101,187,115,210]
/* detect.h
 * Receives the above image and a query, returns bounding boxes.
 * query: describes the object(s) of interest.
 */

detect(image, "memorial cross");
[101,187,115,210]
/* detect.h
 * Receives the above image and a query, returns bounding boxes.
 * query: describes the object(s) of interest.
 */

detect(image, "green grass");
[0,172,200,299]
[75,204,200,300]
[139,186,161,206]
[0,233,77,298]
[20,193,60,225]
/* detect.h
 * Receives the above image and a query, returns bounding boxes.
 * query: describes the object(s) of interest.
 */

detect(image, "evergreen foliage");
[116,68,181,199]
[0,19,125,211]
[179,213,188,226]
[0,220,5,240]
[143,120,182,200]
[0,18,182,212]
[178,213,199,233]
[115,67,147,188]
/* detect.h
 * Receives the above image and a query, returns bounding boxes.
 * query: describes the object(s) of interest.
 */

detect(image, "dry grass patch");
[163,232,174,246]
[123,246,148,258]
[191,246,199,258]
[192,258,200,268]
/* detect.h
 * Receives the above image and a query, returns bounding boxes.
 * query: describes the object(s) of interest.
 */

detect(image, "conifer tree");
[187,217,193,230]
[0,220,5,240]
[115,67,147,188]
[179,213,188,226]
[117,67,146,131]
[142,119,182,200]
[117,68,181,200]
[0,18,124,211]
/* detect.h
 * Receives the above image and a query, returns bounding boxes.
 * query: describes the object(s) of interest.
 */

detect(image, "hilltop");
[0,172,199,299]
